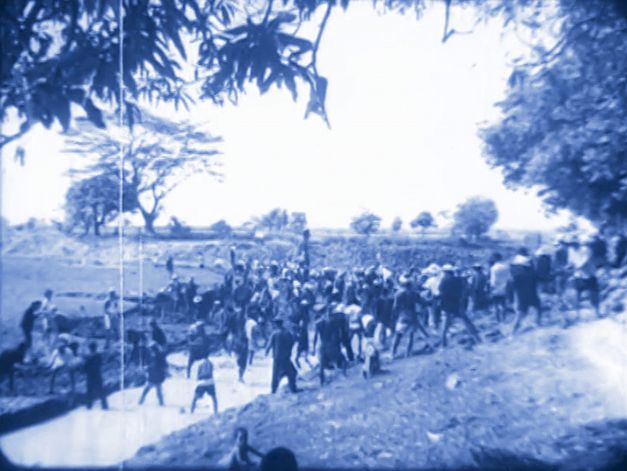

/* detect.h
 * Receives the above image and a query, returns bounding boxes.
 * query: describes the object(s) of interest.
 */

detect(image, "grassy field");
[0,224,520,348]
[0,256,221,348]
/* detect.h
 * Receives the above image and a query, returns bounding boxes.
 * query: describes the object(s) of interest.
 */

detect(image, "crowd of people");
[3,230,624,414]
[177,230,623,395]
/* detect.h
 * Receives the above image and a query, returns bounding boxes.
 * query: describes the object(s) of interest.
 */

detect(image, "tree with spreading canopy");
[482,0,627,229]
[208,218,232,236]
[8,0,624,148]
[350,211,381,236]
[65,172,138,235]
[252,207,289,232]
[452,196,498,240]
[3,0,627,233]
[64,111,221,233]
[411,211,434,234]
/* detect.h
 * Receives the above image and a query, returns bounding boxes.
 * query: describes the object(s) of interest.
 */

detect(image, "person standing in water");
[190,353,218,414]
[138,343,167,406]
[84,342,109,410]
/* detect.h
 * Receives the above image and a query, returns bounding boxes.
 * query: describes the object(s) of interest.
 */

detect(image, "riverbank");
[0,350,301,467]
[128,312,627,470]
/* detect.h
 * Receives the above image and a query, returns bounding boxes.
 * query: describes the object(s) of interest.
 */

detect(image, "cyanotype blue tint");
[1,1,626,470]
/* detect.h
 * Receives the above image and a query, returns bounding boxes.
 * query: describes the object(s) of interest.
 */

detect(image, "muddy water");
[0,352,285,467]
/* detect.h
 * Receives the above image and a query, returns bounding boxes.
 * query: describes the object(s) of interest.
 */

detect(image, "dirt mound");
[2,228,89,259]
[128,314,627,469]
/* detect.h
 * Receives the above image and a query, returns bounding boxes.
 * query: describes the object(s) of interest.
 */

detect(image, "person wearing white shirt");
[489,253,511,322]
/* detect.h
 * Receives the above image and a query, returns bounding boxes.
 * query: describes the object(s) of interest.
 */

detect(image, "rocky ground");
[129,310,627,470]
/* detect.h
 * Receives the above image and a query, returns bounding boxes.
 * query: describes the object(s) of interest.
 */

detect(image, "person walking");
[489,253,510,322]
[265,319,299,394]
[510,255,543,334]
[245,314,259,366]
[138,343,167,406]
[233,330,248,384]
[391,275,428,359]
[84,342,109,410]
[313,305,347,386]
[439,265,482,348]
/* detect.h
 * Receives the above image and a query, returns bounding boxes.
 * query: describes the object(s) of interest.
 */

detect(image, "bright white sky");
[0,2,573,231]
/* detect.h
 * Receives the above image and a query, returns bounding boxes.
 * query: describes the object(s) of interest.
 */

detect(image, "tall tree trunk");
[141,209,157,233]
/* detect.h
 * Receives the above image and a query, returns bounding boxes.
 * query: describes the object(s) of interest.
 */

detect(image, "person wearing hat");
[510,255,543,334]
[265,318,299,394]
[439,264,481,348]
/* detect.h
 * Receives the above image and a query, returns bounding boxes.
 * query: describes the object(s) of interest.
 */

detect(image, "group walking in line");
[3,229,624,414]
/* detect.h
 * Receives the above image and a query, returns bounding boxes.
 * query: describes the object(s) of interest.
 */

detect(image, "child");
[226,427,263,471]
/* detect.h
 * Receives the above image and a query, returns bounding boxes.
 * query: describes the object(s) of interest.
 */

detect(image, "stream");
[0,351,286,467]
